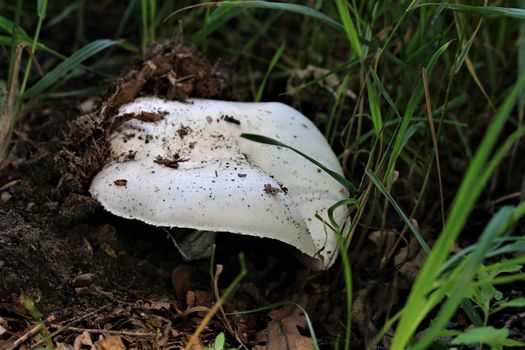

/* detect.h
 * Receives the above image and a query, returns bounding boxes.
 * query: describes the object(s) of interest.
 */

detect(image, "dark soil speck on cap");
[114,179,128,186]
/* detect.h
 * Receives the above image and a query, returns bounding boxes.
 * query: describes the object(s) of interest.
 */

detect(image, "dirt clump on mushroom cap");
[54,41,235,199]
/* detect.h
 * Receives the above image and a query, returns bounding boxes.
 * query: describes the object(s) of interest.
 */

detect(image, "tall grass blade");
[255,43,284,102]
[140,0,148,55]
[7,0,23,90]
[45,2,79,28]
[148,0,156,43]
[366,77,382,136]
[23,39,118,99]
[370,68,401,119]
[415,4,525,20]
[366,170,430,254]
[327,198,359,349]
[385,40,452,183]
[19,0,48,98]
[0,14,31,42]
[335,0,363,59]
[167,1,343,32]
[191,6,244,43]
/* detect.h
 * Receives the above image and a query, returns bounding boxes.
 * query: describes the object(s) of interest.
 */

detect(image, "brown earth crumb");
[134,111,167,123]
[154,154,189,169]
[110,111,166,132]
[176,124,192,139]
[220,115,241,125]
[114,179,128,186]
[263,184,283,196]
[125,150,137,160]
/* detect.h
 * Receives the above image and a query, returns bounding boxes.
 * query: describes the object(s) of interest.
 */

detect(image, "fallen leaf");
[97,334,125,350]
[256,305,314,350]
[74,331,95,350]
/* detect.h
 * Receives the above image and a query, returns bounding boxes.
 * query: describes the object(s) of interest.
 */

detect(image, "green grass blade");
[23,39,118,99]
[240,133,357,192]
[326,198,359,349]
[19,0,48,98]
[391,75,525,350]
[366,76,382,136]
[148,0,156,43]
[45,2,80,28]
[366,170,430,254]
[7,0,23,90]
[385,40,452,183]
[0,14,31,42]
[370,68,401,119]
[254,43,285,102]
[45,86,107,98]
[215,1,343,32]
[415,4,525,20]
[191,6,244,43]
[335,0,363,59]
[140,0,148,55]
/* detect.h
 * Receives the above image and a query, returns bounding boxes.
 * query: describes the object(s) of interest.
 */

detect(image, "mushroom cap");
[90,97,349,269]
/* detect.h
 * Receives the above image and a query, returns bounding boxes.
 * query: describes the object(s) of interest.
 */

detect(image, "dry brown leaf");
[256,305,314,350]
[96,334,125,350]
[56,343,74,350]
[73,331,95,350]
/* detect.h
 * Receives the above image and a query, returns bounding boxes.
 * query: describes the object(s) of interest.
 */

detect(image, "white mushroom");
[90,97,349,269]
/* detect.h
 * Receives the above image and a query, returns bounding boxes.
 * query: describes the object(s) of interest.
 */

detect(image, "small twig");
[213,265,249,349]
[0,179,21,191]
[422,68,445,227]
[49,326,157,337]
[213,265,236,336]
[185,255,247,350]
[6,316,56,350]
[491,191,522,205]
[504,311,525,328]
[174,306,211,320]
[31,303,111,349]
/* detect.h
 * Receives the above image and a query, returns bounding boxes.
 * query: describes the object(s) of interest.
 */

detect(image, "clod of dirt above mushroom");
[90,97,349,269]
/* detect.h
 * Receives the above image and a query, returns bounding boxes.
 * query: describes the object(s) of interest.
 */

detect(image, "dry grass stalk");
[0,44,24,169]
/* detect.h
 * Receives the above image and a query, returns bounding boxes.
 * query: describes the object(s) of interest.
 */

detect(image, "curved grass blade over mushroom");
[241,133,357,193]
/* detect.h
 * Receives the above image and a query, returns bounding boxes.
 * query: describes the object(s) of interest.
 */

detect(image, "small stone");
[1,192,11,202]
[72,273,95,288]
